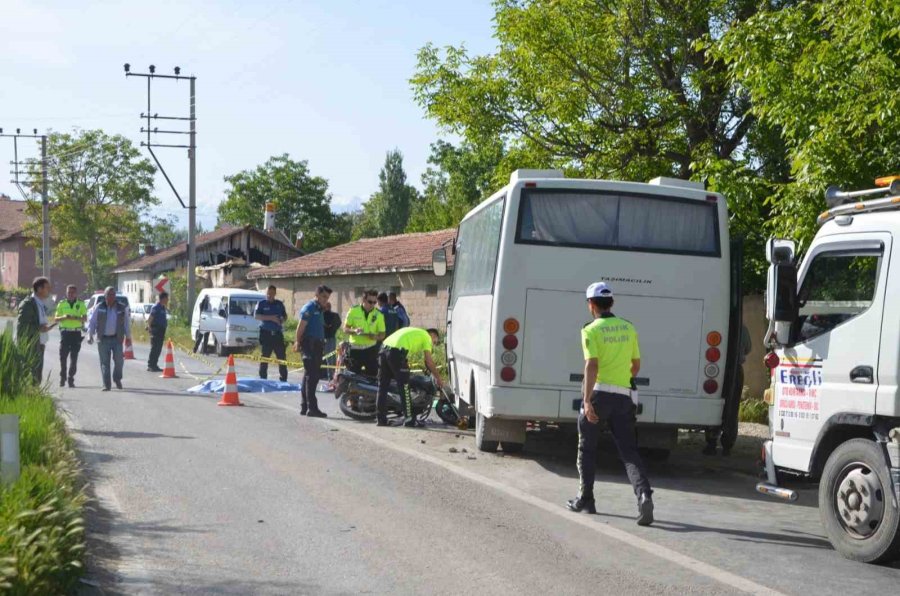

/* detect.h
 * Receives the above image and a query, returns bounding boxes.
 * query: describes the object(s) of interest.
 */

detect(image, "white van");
[190,288,265,356]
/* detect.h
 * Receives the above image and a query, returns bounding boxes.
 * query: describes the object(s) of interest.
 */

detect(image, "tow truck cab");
[758,177,900,564]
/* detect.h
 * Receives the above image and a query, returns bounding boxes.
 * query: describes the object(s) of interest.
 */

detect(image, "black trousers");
[377,347,411,421]
[193,331,210,353]
[301,337,324,411]
[31,344,45,384]
[347,345,379,378]
[577,390,652,500]
[259,329,288,381]
[148,332,165,369]
[59,331,83,382]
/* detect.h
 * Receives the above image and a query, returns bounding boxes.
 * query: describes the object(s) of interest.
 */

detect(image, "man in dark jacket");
[389,292,410,328]
[16,276,54,383]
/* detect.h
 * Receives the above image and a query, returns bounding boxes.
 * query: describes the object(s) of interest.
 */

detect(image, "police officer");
[255,285,289,382]
[343,289,385,378]
[376,327,444,427]
[294,285,332,417]
[54,284,87,387]
[146,292,169,372]
[567,282,654,526]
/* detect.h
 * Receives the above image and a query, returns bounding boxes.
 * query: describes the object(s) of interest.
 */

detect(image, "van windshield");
[516,189,720,257]
[229,298,261,316]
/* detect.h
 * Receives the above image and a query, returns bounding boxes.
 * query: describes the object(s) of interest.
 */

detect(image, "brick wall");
[1,236,90,298]
[259,271,451,330]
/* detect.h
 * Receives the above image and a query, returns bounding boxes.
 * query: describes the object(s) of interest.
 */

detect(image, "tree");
[140,215,206,250]
[719,0,900,250]
[217,154,342,253]
[407,140,504,232]
[25,129,157,289]
[353,150,420,239]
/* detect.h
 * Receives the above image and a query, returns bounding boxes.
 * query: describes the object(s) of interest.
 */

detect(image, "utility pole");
[1,128,50,277]
[124,63,198,312]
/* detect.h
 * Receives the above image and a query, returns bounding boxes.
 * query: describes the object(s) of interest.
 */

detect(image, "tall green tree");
[407,140,504,232]
[353,149,420,238]
[719,0,900,249]
[217,154,343,252]
[25,129,157,289]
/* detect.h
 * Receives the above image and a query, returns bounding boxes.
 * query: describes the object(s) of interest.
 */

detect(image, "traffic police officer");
[343,289,386,378]
[376,327,444,427]
[294,285,332,417]
[567,282,654,526]
[54,284,87,388]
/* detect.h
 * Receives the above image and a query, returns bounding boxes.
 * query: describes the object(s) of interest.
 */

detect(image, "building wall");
[117,271,154,306]
[258,271,451,330]
[0,236,90,298]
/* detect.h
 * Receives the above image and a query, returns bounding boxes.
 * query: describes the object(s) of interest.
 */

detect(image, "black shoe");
[115,381,123,390]
[101,386,111,392]
[306,410,328,418]
[403,419,420,428]
[637,493,654,526]
[147,366,163,372]
[68,379,75,388]
[375,417,388,427]
[300,405,308,416]
[566,496,596,514]
[60,379,66,387]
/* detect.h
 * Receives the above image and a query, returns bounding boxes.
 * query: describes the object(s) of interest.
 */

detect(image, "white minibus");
[433,170,744,454]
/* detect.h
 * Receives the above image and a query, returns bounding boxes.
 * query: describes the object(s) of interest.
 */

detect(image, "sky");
[0,0,497,229]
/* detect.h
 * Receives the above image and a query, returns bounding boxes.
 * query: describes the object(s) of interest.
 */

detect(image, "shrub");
[0,328,37,396]
[739,398,769,425]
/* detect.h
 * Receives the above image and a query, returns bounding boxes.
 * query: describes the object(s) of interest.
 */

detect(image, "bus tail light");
[706,331,722,346]
[501,367,516,382]
[704,363,719,378]
[706,347,721,363]
[703,379,718,394]
[502,334,519,350]
[503,318,520,334]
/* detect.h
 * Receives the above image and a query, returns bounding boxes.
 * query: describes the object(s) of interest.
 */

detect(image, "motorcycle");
[334,368,460,426]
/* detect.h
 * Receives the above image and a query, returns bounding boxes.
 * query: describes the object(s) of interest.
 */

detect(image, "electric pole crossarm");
[142,142,192,149]
[140,114,194,121]
[141,128,191,135]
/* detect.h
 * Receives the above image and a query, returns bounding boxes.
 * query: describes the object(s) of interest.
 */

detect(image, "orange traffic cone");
[123,336,135,360]
[217,355,243,406]
[160,340,178,378]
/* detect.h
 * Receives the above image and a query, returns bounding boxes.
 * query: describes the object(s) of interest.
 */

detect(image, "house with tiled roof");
[247,229,456,330]
[0,194,92,297]
[113,224,302,305]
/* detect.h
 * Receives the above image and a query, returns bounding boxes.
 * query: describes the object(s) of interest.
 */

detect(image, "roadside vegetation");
[0,328,86,593]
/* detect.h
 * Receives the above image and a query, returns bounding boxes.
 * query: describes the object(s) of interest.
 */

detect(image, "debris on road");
[449,447,458,453]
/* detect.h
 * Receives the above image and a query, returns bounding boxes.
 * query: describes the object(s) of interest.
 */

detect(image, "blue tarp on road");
[187,378,301,394]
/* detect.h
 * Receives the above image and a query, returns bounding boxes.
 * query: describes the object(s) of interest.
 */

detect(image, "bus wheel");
[500,441,523,454]
[819,439,900,563]
[475,412,499,453]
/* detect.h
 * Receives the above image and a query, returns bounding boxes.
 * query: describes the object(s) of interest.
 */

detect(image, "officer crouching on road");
[567,282,654,526]
[376,327,444,427]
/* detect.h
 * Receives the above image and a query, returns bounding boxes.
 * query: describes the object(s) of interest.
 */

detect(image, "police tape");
[168,339,225,382]
[231,348,339,369]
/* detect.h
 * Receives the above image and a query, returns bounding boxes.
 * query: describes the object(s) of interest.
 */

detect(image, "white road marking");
[251,392,785,596]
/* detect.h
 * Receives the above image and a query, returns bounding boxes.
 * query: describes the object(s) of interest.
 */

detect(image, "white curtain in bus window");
[520,191,618,244]
[618,195,717,254]
[452,199,505,298]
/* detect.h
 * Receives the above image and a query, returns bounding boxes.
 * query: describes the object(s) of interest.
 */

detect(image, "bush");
[0,391,86,594]
[739,398,769,425]
[0,329,86,593]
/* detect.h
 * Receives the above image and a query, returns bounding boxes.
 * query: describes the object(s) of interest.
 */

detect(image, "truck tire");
[819,438,900,563]
[475,411,499,453]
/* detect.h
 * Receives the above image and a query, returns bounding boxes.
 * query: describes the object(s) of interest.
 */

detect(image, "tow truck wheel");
[475,412,499,453]
[819,439,900,563]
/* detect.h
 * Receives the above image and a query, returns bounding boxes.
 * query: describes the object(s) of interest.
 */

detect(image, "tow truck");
[757,175,900,563]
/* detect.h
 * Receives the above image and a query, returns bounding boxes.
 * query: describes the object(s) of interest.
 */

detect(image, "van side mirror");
[432,248,448,277]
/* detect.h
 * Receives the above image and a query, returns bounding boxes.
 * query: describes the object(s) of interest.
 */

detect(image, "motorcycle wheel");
[338,394,376,422]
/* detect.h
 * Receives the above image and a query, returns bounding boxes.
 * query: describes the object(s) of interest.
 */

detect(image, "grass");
[739,398,769,425]
[0,329,86,594]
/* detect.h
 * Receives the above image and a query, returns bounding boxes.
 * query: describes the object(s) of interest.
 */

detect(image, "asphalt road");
[7,319,898,594]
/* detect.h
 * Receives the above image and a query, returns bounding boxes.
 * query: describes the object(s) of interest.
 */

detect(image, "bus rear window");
[516,189,720,257]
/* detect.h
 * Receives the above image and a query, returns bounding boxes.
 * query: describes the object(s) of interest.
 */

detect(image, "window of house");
[425,284,438,297]
[795,249,882,343]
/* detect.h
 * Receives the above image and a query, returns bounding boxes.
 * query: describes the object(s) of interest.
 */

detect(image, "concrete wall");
[258,271,451,331]
[0,236,90,299]
[118,271,154,306]
[742,294,769,400]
